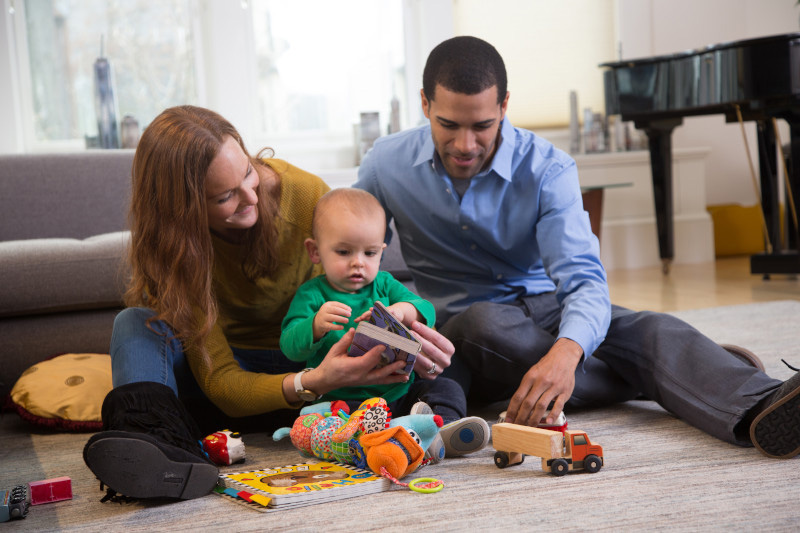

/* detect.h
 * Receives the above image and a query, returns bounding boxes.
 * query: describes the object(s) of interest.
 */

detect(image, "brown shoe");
[720,344,765,372]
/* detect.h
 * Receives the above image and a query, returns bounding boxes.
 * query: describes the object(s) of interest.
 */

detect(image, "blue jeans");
[110,307,304,402]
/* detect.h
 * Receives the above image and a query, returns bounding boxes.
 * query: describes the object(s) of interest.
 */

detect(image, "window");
[17,0,198,148]
[6,0,615,158]
[251,0,406,137]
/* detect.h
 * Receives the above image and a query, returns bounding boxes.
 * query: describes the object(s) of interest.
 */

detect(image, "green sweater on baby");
[280,271,436,402]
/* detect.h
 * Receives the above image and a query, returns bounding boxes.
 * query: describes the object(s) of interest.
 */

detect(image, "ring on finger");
[427,362,437,375]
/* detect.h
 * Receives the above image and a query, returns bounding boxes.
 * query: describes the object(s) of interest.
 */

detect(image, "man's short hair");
[422,36,507,104]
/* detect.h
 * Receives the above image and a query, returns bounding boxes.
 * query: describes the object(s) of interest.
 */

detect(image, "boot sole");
[85,437,218,499]
[750,385,800,459]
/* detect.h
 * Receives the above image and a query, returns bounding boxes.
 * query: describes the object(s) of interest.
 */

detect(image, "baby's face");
[314,212,385,293]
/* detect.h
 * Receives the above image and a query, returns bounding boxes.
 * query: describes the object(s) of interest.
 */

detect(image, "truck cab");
[542,430,604,476]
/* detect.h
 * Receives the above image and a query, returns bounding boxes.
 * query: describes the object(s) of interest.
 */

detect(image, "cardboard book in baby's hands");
[215,460,391,511]
[348,301,420,374]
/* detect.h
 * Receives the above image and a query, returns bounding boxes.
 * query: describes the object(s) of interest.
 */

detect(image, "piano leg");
[750,116,800,275]
[640,119,682,274]
[757,121,780,253]
[782,114,800,252]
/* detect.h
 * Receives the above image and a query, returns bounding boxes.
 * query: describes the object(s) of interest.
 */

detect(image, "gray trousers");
[439,292,781,446]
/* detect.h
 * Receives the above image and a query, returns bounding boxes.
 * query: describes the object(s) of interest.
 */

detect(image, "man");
[354,35,800,458]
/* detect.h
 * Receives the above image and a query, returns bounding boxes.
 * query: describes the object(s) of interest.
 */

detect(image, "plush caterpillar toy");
[273,397,443,480]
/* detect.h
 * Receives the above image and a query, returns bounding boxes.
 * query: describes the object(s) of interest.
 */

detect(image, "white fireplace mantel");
[575,147,714,270]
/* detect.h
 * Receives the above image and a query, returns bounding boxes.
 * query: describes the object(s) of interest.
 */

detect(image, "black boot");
[83,382,219,500]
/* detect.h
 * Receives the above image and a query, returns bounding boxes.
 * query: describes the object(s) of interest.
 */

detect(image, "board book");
[215,460,391,511]
[348,301,420,374]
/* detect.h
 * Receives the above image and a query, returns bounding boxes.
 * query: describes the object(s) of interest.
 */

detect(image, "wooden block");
[28,477,72,505]
[492,423,563,459]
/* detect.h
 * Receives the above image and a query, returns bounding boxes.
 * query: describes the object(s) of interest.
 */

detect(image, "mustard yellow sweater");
[185,159,329,417]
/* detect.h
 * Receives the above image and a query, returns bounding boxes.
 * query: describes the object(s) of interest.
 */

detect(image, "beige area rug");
[3,300,800,532]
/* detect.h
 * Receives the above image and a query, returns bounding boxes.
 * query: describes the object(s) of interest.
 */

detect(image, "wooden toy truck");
[492,422,604,476]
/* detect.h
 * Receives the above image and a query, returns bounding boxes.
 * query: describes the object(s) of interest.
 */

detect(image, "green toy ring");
[408,477,444,494]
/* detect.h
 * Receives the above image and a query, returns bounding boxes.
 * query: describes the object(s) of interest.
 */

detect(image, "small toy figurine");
[497,409,568,433]
[202,430,246,466]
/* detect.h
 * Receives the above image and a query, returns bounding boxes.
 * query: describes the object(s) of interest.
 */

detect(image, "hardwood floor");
[606,256,800,312]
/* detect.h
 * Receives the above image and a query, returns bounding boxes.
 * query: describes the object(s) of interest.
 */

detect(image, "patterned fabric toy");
[273,398,443,480]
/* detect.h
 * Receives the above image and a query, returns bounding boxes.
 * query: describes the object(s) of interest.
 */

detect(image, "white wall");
[616,0,798,207]
[2,0,797,208]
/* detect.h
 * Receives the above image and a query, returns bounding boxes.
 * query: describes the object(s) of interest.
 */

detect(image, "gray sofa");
[0,151,134,399]
[0,151,411,401]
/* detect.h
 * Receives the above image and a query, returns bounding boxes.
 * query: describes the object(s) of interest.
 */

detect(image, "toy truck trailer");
[492,422,604,476]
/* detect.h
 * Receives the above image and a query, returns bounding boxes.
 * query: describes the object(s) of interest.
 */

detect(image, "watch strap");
[293,368,319,401]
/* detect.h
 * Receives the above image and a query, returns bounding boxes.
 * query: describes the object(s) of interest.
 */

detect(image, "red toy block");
[27,477,72,505]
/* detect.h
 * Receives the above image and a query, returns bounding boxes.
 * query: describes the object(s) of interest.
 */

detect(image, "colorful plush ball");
[310,415,345,460]
[289,413,324,456]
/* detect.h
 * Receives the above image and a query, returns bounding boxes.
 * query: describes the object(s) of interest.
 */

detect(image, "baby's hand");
[354,308,373,323]
[313,302,352,341]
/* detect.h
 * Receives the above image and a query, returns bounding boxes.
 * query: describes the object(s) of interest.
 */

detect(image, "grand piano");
[601,32,800,274]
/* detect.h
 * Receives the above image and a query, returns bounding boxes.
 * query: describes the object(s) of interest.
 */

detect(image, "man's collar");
[490,117,515,182]
[413,117,515,183]
[413,132,436,168]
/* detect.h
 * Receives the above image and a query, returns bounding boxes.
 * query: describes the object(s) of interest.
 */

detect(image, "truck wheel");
[494,451,510,468]
[584,454,602,473]
[551,458,569,476]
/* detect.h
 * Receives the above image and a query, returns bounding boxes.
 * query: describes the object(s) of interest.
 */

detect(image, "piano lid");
[600,32,800,68]
[601,32,800,120]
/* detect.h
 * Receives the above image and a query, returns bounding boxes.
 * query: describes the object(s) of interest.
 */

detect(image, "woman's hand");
[298,328,408,397]
[409,320,454,381]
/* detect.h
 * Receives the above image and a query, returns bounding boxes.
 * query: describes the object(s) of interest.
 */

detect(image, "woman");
[82,105,454,502]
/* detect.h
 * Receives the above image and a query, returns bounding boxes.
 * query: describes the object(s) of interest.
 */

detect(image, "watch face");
[299,391,317,402]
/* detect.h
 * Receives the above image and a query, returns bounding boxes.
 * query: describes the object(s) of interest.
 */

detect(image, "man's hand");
[312,301,352,341]
[410,320,455,380]
[504,338,583,426]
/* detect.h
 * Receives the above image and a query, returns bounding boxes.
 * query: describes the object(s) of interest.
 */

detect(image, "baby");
[280,188,489,461]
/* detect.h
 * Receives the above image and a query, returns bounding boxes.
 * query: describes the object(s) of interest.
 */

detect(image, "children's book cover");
[348,301,420,373]
[216,460,391,511]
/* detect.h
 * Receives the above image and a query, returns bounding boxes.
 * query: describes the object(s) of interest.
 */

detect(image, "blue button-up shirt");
[354,117,610,357]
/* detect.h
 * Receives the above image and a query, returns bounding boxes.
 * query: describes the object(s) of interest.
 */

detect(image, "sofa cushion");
[0,231,130,318]
[381,236,412,281]
[0,151,133,241]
